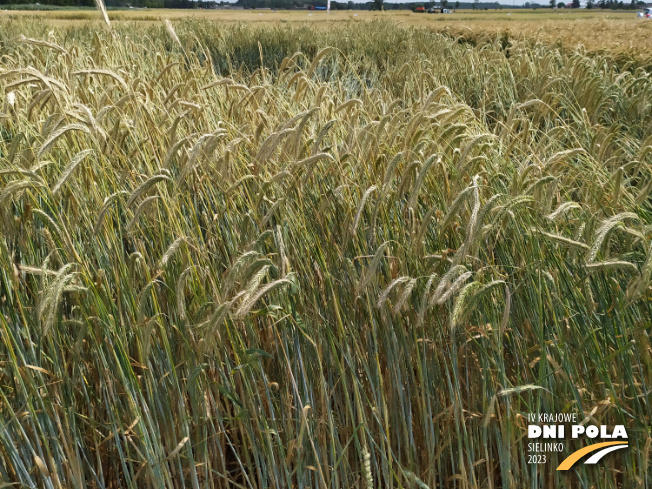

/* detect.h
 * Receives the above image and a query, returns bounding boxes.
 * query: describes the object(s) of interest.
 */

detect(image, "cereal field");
[0,8,650,489]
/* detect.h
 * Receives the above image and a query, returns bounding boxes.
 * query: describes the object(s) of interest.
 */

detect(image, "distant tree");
[549,0,555,7]
[571,0,580,6]
[586,0,593,6]
[473,0,478,8]
[373,0,383,9]
[557,1,564,6]
[441,0,448,7]
[455,0,459,7]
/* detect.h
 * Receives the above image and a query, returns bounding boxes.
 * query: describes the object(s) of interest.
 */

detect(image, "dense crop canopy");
[0,18,651,488]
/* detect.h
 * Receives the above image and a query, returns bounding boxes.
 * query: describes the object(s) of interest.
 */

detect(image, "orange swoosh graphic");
[557,441,628,470]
